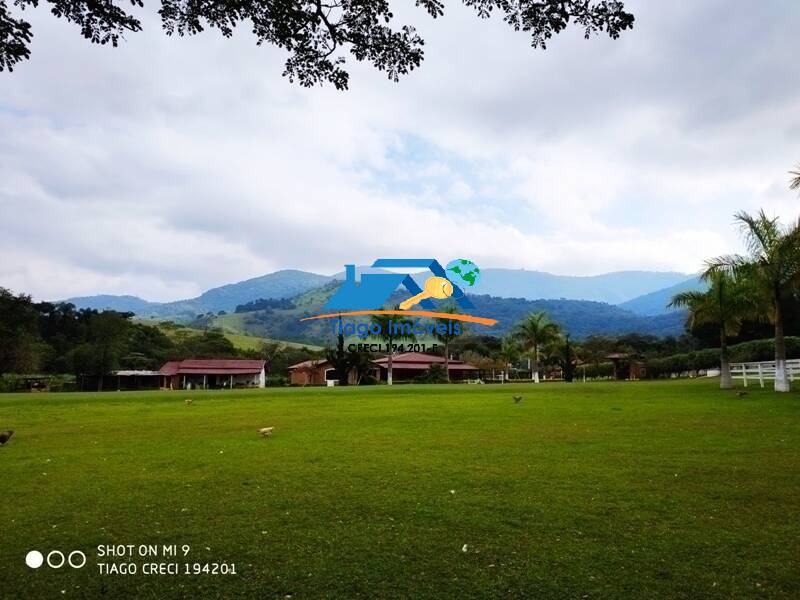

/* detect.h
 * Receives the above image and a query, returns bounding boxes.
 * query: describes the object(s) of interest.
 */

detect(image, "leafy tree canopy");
[0,1,634,87]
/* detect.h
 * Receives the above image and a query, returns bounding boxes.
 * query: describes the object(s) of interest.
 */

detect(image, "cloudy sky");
[1,0,799,302]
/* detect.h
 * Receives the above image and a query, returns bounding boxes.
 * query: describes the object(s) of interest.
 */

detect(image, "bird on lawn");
[736,391,748,397]
[513,395,523,403]
[259,427,274,438]
[0,430,14,445]
[185,399,193,406]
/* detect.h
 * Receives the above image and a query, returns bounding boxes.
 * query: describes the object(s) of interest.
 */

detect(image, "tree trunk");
[533,345,540,383]
[444,342,450,382]
[719,328,732,390]
[774,296,790,392]
[387,351,393,386]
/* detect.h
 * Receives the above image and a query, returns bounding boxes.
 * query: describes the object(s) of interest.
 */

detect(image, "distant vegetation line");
[62,268,697,320]
[208,284,688,346]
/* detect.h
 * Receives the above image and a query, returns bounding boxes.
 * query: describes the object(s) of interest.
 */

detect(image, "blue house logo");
[324,259,476,311]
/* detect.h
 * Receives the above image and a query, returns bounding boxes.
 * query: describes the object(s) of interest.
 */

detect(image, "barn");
[372,352,478,382]
[287,359,378,386]
[159,359,266,390]
[288,352,478,385]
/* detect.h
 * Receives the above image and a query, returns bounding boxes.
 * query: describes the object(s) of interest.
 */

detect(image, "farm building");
[109,359,266,390]
[287,359,379,386]
[372,352,478,382]
[605,353,647,381]
[289,352,479,385]
[159,359,266,389]
[112,370,163,390]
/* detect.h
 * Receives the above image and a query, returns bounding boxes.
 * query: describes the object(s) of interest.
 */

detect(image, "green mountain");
[472,269,691,304]
[190,269,333,311]
[467,295,685,339]
[213,282,686,345]
[57,294,158,313]
[617,276,706,316]
[64,269,333,319]
[62,267,694,323]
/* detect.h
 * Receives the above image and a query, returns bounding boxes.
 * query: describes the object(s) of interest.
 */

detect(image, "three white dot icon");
[26,550,86,569]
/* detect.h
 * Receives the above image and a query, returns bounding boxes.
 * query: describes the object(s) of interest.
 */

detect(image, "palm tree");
[432,305,460,382]
[370,311,415,385]
[326,316,351,385]
[669,271,761,389]
[513,311,561,383]
[790,163,800,193]
[706,210,800,392]
[561,334,575,382]
[498,337,521,380]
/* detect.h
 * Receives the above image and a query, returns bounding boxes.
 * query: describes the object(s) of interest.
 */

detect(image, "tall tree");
[0,288,43,374]
[561,334,575,383]
[326,316,352,385]
[577,335,612,369]
[790,163,800,193]
[67,311,132,390]
[498,337,521,380]
[669,272,761,389]
[0,1,634,85]
[432,306,460,382]
[347,348,377,385]
[706,210,800,392]
[370,311,415,385]
[513,310,560,383]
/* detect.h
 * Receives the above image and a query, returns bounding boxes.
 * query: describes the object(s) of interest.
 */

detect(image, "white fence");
[730,359,800,387]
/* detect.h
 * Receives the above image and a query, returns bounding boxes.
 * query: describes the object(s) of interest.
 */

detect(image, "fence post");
[742,365,747,388]
[757,363,764,388]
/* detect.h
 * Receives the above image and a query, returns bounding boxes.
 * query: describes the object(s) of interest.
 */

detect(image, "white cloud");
[1,0,799,301]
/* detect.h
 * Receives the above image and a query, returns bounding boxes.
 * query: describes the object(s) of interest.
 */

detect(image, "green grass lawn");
[1,380,799,598]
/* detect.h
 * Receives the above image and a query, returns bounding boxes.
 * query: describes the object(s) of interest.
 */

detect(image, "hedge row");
[645,337,800,378]
[0,374,77,393]
[580,362,615,379]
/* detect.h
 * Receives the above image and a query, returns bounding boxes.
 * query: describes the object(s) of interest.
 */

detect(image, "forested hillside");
[0,288,245,378]
[214,283,687,345]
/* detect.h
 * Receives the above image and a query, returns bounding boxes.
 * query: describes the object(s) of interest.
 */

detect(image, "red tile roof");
[288,359,329,370]
[160,361,182,376]
[372,352,444,365]
[372,352,477,371]
[159,359,265,375]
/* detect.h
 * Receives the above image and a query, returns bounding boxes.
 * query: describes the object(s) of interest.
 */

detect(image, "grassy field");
[145,319,322,351]
[1,380,799,599]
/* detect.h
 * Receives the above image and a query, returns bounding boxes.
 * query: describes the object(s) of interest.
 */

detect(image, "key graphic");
[399,276,454,310]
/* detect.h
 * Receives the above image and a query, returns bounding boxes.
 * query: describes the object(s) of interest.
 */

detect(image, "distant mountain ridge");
[59,294,159,313]
[472,269,691,304]
[60,267,693,343]
[64,270,334,319]
[62,266,695,320]
[212,282,686,344]
[618,276,706,316]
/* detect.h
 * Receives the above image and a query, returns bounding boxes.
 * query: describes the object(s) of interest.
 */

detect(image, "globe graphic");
[446,258,481,288]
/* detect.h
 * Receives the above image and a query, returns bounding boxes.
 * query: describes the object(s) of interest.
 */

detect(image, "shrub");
[580,362,614,379]
[357,374,378,386]
[645,337,800,378]
[418,364,448,384]
[266,374,288,387]
[0,376,18,393]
